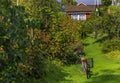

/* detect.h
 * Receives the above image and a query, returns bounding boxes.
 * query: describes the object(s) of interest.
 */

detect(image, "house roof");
[64,3,96,14]
[77,0,102,5]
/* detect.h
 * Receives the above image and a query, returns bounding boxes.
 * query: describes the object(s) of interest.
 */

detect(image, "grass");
[108,6,120,13]
[61,36,120,83]
[43,36,120,83]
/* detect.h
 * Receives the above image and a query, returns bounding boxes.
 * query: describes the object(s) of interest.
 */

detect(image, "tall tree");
[102,0,112,6]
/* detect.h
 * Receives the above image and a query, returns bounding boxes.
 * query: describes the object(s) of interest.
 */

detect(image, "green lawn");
[43,36,120,83]
[61,37,120,83]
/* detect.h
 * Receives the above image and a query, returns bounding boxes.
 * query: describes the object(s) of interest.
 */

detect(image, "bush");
[41,59,68,83]
[107,50,120,59]
[102,38,120,53]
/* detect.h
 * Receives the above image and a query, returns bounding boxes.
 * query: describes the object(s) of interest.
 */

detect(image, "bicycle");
[74,44,93,79]
[84,61,91,79]
[76,57,93,79]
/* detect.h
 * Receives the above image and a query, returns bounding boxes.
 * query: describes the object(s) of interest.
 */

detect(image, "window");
[71,14,86,20]
[72,14,78,20]
[79,14,86,20]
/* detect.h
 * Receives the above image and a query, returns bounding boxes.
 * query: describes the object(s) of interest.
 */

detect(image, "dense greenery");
[82,6,120,53]
[102,38,120,52]
[102,0,112,6]
[62,37,120,83]
[0,0,120,82]
[0,0,81,82]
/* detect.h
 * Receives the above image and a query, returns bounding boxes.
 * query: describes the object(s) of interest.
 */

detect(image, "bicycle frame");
[82,61,91,79]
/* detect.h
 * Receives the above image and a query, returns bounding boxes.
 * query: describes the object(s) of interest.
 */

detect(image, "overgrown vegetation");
[0,0,120,82]
[82,6,120,53]
[102,38,120,53]
[0,0,81,82]
[107,50,120,59]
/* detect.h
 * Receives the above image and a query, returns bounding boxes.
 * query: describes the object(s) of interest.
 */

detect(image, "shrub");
[107,50,120,59]
[102,38,120,53]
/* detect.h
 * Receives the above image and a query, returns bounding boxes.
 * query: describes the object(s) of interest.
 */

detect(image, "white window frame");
[79,13,86,20]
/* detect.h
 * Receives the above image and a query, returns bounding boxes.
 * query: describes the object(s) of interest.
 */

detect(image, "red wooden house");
[64,3,96,20]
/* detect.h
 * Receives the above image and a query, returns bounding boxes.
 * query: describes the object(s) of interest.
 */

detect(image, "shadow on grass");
[83,43,90,46]
[100,69,115,73]
[93,36,109,44]
[85,74,120,83]
[42,63,72,83]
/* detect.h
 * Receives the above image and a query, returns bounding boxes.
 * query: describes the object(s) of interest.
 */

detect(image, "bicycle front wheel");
[85,67,90,79]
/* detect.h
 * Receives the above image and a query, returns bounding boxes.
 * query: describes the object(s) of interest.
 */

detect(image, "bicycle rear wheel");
[85,64,90,79]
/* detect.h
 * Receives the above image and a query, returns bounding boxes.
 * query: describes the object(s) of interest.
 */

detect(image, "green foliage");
[85,6,120,39]
[0,1,29,83]
[23,45,47,80]
[60,36,120,83]
[16,0,82,65]
[0,0,41,82]
[84,15,103,39]
[102,38,120,53]
[107,50,120,59]
[102,0,112,6]
[41,59,69,83]
[0,0,83,82]
[49,15,81,64]
[103,7,120,38]
[108,6,119,13]
[61,0,77,6]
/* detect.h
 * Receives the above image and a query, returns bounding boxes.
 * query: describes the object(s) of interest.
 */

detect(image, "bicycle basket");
[86,58,94,68]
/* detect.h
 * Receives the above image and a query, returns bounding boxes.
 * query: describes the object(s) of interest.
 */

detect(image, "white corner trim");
[78,2,87,6]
